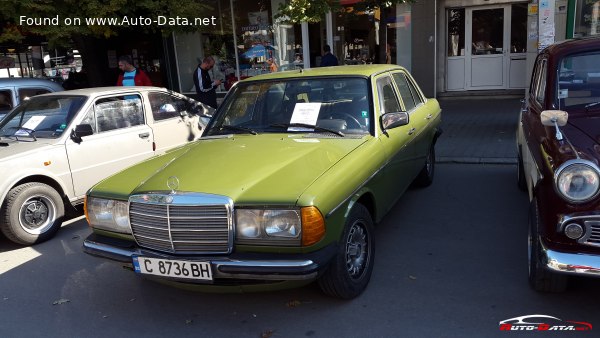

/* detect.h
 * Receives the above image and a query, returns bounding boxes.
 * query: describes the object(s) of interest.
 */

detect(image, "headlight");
[236,209,302,245]
[85,197,131,233]
[555,161,600,203]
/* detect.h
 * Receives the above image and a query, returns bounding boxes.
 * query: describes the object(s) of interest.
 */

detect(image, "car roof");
[34,86,172,97]
[544,36,600,57]
[243,64,407,82]
[0,77,64,91]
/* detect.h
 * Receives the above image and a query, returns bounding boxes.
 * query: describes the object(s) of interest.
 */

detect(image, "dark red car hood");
[562,115,600,162]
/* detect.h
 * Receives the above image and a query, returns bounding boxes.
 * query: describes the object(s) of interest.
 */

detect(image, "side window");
[535,59,548,106]
[377,76,402,114]
[19,88,51,101]
[0,90,13,111]
[392,73,416,112]
[148,92,189,122]
[406,76,424,105]
[94,95,144,132]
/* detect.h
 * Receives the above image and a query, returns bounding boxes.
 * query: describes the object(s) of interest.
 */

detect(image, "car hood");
[0,138,56,161]
[91,134,368,204]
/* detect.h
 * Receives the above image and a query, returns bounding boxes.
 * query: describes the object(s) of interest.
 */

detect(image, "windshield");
[205,77,371,136]
[556,50,600,112]
[0,95,86,139]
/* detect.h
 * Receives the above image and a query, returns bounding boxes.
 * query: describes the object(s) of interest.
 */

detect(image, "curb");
[436,156,517,165]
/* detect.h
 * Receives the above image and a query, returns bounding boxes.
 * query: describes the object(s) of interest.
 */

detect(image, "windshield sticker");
[15,115,47,135]
[558,89,568,99]
[289,102,321,131]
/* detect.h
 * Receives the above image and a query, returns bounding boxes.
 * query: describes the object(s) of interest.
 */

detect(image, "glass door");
[466,6,508,89]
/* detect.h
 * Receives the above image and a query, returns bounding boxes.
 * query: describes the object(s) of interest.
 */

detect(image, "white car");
[0,86,212,245]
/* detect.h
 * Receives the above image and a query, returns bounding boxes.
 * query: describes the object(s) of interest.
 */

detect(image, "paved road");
[1,164,599,337]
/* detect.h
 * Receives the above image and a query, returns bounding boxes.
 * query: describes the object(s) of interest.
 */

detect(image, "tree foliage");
[0,0,213,47]
[275,0,416,24]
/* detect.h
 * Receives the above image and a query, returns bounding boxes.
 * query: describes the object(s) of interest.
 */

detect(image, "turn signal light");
[301,206,325,246]
[83,195,91,226]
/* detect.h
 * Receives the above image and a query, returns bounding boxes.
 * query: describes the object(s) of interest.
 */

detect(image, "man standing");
[320,45,339,67]
[193,56,222,109]
[117,55,152,86]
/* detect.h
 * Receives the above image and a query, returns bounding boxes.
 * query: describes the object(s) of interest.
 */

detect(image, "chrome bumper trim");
[541,240,600,277]
[83,239,319,281]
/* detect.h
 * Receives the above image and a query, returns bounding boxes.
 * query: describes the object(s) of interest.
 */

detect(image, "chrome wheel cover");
[345,220,370,279]
[19,195,56,235]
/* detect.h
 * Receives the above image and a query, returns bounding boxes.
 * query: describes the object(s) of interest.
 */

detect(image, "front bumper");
[83,233,337,282]
[541,239,600,277]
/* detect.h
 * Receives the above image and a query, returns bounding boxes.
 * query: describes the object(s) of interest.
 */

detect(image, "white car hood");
[0,138,58,162]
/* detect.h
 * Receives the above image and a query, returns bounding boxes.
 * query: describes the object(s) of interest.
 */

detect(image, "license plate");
[132,256,213,281]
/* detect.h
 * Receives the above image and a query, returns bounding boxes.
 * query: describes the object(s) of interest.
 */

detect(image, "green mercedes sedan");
[83,64,442,299]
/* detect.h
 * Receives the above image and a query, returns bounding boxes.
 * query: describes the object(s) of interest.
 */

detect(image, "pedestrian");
[266,58,278,72]
[116,55,152,86]
[320,44,339,67]
[193,56,222,109]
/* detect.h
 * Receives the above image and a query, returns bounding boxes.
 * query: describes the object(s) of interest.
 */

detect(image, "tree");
[276,0,416,64]
[0,0,214,85]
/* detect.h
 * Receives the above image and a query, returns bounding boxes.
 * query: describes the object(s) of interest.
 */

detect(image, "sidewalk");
[435,96,523,164]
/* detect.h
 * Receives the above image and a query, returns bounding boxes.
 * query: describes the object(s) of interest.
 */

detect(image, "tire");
[318,204,375,299]
[413,145,435,187]
[528,198,567,292]
[517,147,527,192]
[0,182,65,245]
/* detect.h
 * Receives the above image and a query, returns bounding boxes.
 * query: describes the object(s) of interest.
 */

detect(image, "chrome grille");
[584,221,600,246]
[129,193,232,254]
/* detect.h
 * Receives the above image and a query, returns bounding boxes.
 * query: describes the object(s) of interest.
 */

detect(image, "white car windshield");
[0,96,86,139]
[206,77,371,136]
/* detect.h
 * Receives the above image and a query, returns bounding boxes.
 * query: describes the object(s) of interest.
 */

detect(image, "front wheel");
[318,204,375,299]
[528,198,567,292]
[0,182,65,245]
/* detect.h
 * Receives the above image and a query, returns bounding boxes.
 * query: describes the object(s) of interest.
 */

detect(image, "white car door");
[146,91,208,153]
[65,93,155,197]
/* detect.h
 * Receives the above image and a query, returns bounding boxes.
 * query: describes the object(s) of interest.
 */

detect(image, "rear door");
[65,93,155,197]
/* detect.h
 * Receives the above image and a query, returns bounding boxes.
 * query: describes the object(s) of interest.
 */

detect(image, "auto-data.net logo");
[499,315,592,331]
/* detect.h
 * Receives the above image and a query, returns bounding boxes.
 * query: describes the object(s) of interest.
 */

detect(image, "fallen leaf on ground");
[286,300,302,307]
[408,275,417,280]
[185,319,193,325]
[52,299,70,305]
[261,329,274,338]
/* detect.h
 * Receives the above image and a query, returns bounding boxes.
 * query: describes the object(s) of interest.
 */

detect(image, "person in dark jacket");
[116,55,152,86]
[193,56,222,109]
[320,44,339,67]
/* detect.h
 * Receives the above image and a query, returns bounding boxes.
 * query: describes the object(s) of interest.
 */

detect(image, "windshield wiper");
[217,125,258,135]
[6,126,37,141]
[585,101,600,111]
[270,123,345,137]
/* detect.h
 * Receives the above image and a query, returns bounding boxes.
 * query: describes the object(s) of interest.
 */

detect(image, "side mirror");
[381,112,409,130]
[159,103,177,114]
[541,110,568,141]
[70,124,93,143]
[541,110,568,126]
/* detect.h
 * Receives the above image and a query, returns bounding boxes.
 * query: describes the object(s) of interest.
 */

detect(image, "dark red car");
[517,36,600,292]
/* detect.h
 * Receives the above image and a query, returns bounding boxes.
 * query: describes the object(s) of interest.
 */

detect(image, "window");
[18,88,51,101]
[392,73,416,112]
[94,95,144,132]
[149,92,191,122]
[377,76,401,114]
[0,90,13,112]
[535,59,548,106]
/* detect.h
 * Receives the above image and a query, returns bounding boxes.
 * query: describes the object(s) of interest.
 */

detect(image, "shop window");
[510,4,527,53]
[574,0,600,37]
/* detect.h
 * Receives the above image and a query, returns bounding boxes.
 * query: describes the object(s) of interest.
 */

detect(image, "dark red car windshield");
[556,50,600,113]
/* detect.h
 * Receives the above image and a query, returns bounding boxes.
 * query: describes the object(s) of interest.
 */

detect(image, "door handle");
[139,132,150,139]
[426,114,433,120]
[408,128,416,135]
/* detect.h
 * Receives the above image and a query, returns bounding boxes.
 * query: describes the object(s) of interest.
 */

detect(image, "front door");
[466,6,507,89]
[446,4,527,91]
